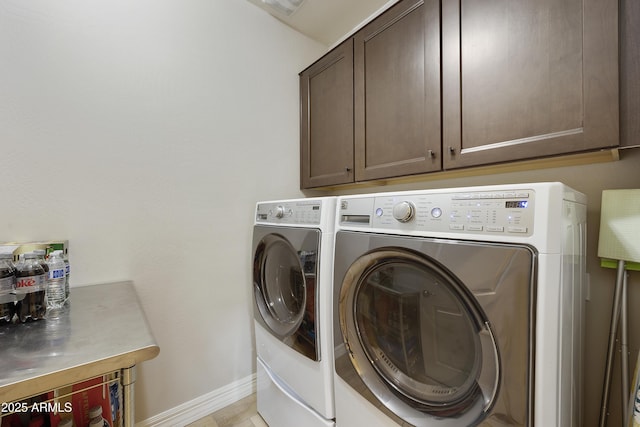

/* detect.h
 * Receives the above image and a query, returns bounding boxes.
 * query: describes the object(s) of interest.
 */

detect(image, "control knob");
[274,205,286,218]
[392,201,415,222]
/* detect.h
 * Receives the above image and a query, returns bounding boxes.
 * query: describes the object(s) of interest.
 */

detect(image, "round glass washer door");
[254,234,306,338]
[339,247,500,423]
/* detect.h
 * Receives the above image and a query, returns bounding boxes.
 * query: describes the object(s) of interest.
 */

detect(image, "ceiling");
[246,0,394,46]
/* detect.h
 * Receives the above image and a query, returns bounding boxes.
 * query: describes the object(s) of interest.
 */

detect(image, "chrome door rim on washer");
[254,233,306,338]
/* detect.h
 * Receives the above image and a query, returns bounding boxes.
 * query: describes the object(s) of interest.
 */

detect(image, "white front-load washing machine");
[332,183,586,426]
[253,197,336,427]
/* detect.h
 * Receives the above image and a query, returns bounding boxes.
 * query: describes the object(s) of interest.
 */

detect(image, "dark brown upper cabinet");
[620,0,640,148]
[442,0,619,169]
[300,39,354,188]
[354,0,441,181]
[300,0,620,188]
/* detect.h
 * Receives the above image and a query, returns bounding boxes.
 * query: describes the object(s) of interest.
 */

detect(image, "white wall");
[0,0,325,421]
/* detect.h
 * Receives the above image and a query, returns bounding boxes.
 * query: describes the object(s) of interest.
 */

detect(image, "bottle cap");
[89,405,103,419]
[88,418,104,427]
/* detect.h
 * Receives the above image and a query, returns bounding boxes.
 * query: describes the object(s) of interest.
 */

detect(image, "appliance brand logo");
[341,201,348,210]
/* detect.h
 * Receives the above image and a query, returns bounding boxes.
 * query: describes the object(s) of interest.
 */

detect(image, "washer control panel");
[256,200,323,225]
[341,189,535,236]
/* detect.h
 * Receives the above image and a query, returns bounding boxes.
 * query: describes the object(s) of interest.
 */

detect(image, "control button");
[274,206,286,218]
[508,226,528,233]
[504,192,517,198]
[431,207,443,218]
[392,201,415,222]
[375,207,384,217]
[486,226,505,232]
[449,224,464,230]
[516,192,530,198]
[467,225,483,231]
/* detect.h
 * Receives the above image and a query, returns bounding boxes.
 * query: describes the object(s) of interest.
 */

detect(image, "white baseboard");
[137,374,257,427]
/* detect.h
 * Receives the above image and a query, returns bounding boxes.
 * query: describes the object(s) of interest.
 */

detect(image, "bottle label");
[0,276,12,294]
[49,268,65,280]
[15,274,45,294]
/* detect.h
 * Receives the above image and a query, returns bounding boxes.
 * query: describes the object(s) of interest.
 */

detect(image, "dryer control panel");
[340,189,536,236]
[256,200,323,225]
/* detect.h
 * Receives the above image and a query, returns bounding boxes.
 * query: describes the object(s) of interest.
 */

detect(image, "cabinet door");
[442,0,619,169]
[354,0,441,181]
[621,0,640,147]
[300,40,354,189]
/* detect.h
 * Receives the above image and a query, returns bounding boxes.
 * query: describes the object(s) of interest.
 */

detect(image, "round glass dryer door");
[254,234,306,339]
[339,248,500,425]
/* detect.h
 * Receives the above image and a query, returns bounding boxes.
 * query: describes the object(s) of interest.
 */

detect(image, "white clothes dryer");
[253,197,336,427]
[332,183,586,426]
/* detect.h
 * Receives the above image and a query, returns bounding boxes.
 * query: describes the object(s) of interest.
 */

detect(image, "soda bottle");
[14,253,24,269]
[0,253,15,324]
[15,252,47,322]
[46,250,66,310]
[34,249,49,283]
[88,405,109,427]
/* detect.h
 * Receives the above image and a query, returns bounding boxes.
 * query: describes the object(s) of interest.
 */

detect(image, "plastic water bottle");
[46,250,66,310]
[15,252,47,322]
[63,250,70,301]
[0,253,16,324]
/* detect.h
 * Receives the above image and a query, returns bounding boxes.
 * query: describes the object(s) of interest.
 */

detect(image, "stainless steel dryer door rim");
[339,248,500,422]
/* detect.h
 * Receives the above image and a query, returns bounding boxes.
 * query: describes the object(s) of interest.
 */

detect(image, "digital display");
[506,201,529,208]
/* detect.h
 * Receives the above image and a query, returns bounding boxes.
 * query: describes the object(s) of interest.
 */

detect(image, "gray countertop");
[0,281,159,403]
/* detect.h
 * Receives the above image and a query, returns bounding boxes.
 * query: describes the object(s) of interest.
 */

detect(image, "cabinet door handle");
[448,147,456,155]
[345,167,352,172]
[428,150,435,158]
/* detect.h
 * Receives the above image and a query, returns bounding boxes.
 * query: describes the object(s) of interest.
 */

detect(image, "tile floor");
[186,394,267,427]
